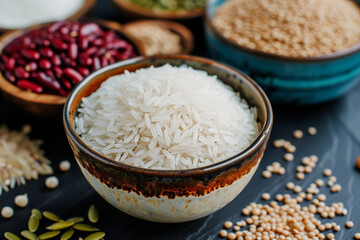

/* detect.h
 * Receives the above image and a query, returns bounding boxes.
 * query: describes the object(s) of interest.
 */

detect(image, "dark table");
[1,1,360,239]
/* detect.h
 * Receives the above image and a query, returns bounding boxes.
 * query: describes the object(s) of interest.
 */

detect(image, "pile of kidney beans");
[0,21,137,96]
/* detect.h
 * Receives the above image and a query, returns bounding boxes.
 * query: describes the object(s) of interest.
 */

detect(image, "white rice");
[75,64,259,170]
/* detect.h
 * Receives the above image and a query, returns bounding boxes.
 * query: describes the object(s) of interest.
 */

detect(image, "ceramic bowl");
[0,20,144,117]
[205,0,360,105]
[122,20,194,55]
[0,0,97,32]
[112,0,204,20]
[63,55,273,223]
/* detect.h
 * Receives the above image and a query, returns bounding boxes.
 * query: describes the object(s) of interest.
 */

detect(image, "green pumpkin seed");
[73,223,99,232]
[4,232,21,240]
[21,230,39,240]
[43,211,61,222]
[60,228,75,240]
[84,232,105,240]
[38,231,60,240]
[31,209,42,219]
[66,216,84,223]
[28,214,40,232]
[88,205,99,223]
[46,221,74,230]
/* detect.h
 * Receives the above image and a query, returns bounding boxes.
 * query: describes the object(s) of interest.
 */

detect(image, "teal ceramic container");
[205,0,360,105]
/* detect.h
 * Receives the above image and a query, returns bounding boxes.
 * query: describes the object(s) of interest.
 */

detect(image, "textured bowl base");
[78,162,260,223]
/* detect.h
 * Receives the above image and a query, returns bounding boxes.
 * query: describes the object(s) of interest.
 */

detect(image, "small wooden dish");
[0,20,144,117]
[112,0,204,20]
[0,0,97,32]
[122,20,194,55]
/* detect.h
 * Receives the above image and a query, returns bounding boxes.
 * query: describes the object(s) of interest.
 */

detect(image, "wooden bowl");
[0,20,144,117]
[122,20,194,55]
[0,0,97,32]
[112,0,204,20]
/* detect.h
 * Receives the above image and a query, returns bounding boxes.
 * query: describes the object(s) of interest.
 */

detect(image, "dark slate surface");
[1,1,360,239]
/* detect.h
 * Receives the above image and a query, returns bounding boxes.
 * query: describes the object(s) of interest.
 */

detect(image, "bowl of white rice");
[63,55,273,222]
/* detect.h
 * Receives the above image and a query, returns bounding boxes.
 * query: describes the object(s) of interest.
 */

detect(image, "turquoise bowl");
[205,0,360,105]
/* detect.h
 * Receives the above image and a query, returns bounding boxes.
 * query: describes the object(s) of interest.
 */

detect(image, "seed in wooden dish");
[219,230,228,238]
[14,193,28,208]
[1,206,14,219]
[59,160,71,172]
[293,130,303,139]
[346,221,354,228]
[323,169,332,177]
[261,193,270,200]
[224,221,233,229]
[308,127,317,135]
[45,176,59,189]
[284,153,294,161]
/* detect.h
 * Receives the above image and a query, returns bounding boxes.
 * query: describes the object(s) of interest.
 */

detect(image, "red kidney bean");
[61,33,76,43]
[92,38,104,46]
[64,67,83,83]
[84,46,98,56]
[51,38,68,50]
[78,53,93,66]
[25,62,37,72]
[79,23,101,36]
[39,48,54,58]
[68,43,78,60]
[48,21,66,32]
[39,59,52,69]
[14,67,30,79]
[21,49,40,60]
[100,55,108,68]
[17,79,43,93]
[61,77,72,90]
[60,26,70,35]
[1,21,137,96]
[36,72,61,91]
[105,40,127,49]
[103,30,116,42]
[53,66,63,78]
[51,55,61,66]
[5,57,16,70]
[78,36,89,50]
[77,66,90,77]
[4,71,16,82]
[92,57,100,71]
[58,89,70,96]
